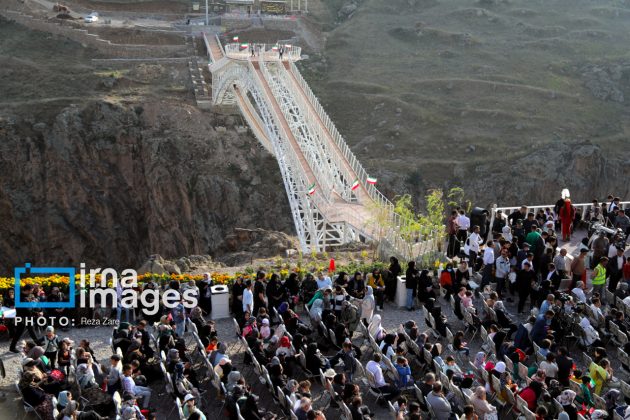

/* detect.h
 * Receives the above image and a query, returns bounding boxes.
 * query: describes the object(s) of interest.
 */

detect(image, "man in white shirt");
[481,240,495,289]
[456,210,471,250]
[365,353,400,400]
[589,297,605,328]
[316,271,332,290]
[521,253,535,271]
[553,248,568,277]
[495,248,511,298]
[572,281,587,303]
[122,364,152,408]
[468,225,482,273]
[242,280,254,314]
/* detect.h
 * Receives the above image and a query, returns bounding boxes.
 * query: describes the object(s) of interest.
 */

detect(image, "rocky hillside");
[305,0,630,207]
[0,100,293,273]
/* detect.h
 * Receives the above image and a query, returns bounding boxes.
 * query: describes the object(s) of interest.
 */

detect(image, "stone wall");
[1,10,188,58]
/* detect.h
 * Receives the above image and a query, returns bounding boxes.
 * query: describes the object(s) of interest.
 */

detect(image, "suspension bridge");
[202,34,439,260]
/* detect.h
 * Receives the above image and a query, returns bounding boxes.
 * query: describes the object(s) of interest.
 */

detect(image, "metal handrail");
[488,201,630,237]
[285,60,438,260]
[224,43,301,61]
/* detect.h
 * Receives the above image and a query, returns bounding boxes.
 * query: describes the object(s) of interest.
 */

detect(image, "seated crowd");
[6,197,630,420]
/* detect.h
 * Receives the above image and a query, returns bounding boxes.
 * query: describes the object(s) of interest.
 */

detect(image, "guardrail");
[488,201,630,234]
[224,43,301,61]
[256,59,375,248]
[274,62,357,202]
[285,60,436,261]
[247,59,312,249]
[215,33,225,57]
[262,63,345,203]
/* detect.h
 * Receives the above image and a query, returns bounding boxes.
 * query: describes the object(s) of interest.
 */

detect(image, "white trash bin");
[395,276,407,308]
[210,285,230,319]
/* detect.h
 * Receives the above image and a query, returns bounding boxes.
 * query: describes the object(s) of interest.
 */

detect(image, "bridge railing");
[272,62,357,202]
[257,59,335,203]
[488,201,630,234]
[224,43,301,61]
[247,58,313,249]
[215,33,226,57]
[202,32,211,60]
[286,60,432,260]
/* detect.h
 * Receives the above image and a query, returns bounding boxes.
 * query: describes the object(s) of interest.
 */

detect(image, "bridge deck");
[281,62,371,204]
[207,35,224,63]
[252,59,374,229]
[251,61,317,188]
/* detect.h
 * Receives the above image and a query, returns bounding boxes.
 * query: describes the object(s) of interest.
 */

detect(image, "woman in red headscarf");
[559,199,576,241]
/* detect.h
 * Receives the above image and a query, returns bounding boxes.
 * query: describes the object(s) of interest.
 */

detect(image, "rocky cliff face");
[454,142,630,207]
[0,100,293,273]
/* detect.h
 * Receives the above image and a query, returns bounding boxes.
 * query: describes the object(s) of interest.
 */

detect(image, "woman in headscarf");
[214,358,233,383]
[266,273,286,311]
[360,286,375,324]
[604,389,626,417]
[28,346,50,373]
[439,263,455,301]
[76,363,97,389]
[579,317,604,347]
[473,352,486,370]
[494,300,518,339]
[347,272,366,299]
[309,298,324,324]
[492,328,508,360]
[455,261,471,291]
[57,390,71,412]
[558,389,577,420]
[284,273,300,310]
[305,342,329,374]
[471,385,497,418]
[189,306,205,336]
[486,361,506,394]
[166,348,181,373]
[174,361,200,401]
[226,370,243,394]
[417,269,434,304]
[519,380,543,411]
[368,314,385,342]
[284,379,300,407]
[502,225,513,243]
[276,336,295,358]
[300,273,319,306]
[251,339,269,366]
[18,371,55,420]
[209,342,228,367]
[387,257,402,302]
[590,410,608,420]
[379,334,397,362]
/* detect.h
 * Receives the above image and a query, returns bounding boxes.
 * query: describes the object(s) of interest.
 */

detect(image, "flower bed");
[0,260,390,293]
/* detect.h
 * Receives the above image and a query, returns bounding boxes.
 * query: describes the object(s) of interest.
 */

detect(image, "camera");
[558,293,571,303]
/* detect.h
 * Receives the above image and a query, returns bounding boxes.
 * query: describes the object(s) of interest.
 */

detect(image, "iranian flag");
[272,46,279,51]
[232,36,239,42]
[367,176,377,185]
[307,183,316,195]
[240,43,249,49]
[351,179,360,191]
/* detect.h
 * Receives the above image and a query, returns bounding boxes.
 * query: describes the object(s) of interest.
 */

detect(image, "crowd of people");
[4,195,630,419]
